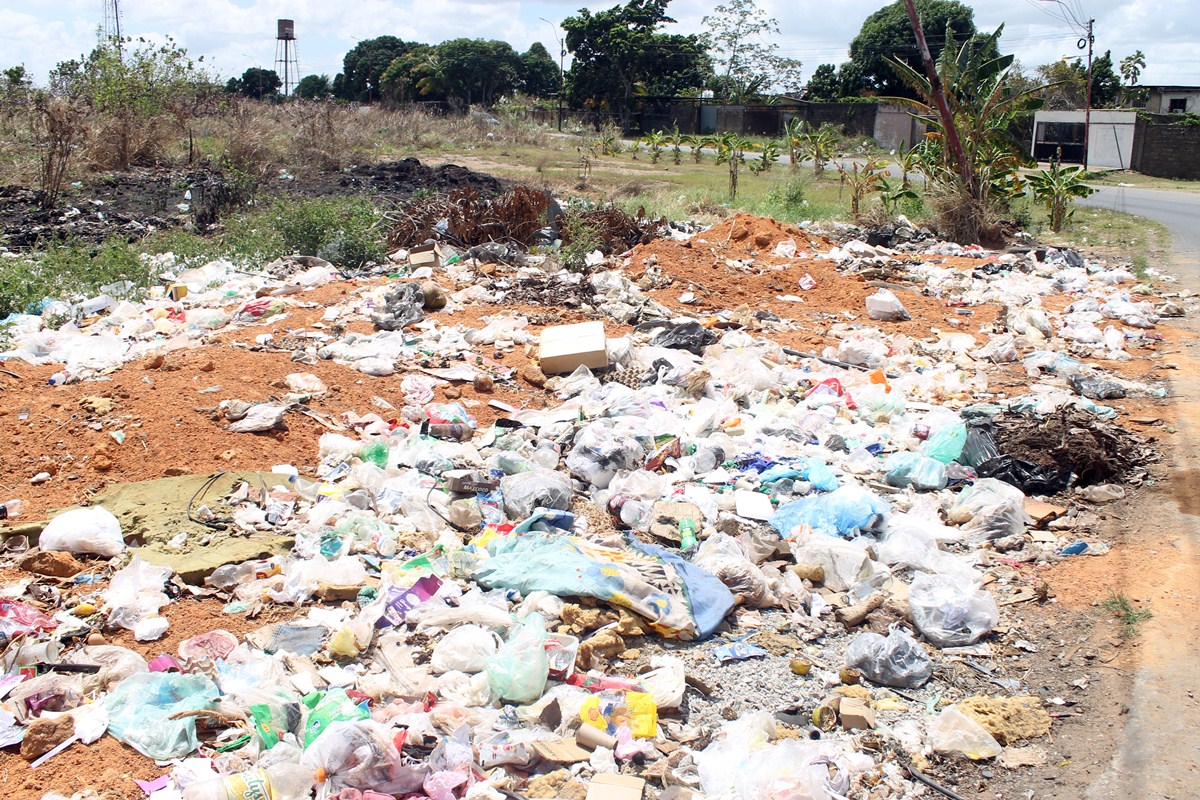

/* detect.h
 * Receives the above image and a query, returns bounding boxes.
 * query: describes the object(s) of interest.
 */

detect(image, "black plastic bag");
[977,455,1073,495]
[651,321,717,355]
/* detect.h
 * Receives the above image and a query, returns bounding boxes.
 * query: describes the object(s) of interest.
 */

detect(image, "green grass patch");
[1101,591,1152,638]
[0,238,157,318]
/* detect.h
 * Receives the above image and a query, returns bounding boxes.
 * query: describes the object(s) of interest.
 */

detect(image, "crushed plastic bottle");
[181,763,318,800]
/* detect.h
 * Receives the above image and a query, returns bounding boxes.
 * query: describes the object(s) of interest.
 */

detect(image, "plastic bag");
[692,534,775,608]
[103,557,172,630]
[929,705,1003,760]
[301,720,427,796]
[499,469,573,520]
[946,478,1031,541]
[771,484,889,539]
[920,420,966,463]
[845,627,932,688]
[431,625,500,674]
[39,506,125,557]
[105,673,217,760]
[884,453,947,491]
[788,531,875,592]
[976,455,1072,495]
[909,573,999,647]
[565,423,645,489]
[865,289,911,322]
[486,614,548,704]
[302,687,371,747]
[650,321,717,355]
[960,418,1001,468]
[638,656,686,709]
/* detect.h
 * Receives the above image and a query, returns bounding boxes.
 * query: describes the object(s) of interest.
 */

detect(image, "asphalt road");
[1081,186,1200,284]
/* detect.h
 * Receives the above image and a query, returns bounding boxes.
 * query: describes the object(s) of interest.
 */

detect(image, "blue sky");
[3,0,1196,88]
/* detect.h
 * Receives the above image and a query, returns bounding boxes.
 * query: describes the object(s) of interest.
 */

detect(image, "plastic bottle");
[678,518,698,550]
[181,763,318,800]
[0,499,24,520]
[607,496,651,530]
[358,442,390,468]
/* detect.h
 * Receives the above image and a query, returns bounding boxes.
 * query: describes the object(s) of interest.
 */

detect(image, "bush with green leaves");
[1026,161,1095,232]
[0,238,155,317]
[220,196,386,268]
[560,212,604,272]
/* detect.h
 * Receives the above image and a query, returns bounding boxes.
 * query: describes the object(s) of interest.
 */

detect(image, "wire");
[187,471,234,531]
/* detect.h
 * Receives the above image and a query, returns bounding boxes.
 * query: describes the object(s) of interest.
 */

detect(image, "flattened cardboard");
[531,737,592,763]
[585,773,645,800]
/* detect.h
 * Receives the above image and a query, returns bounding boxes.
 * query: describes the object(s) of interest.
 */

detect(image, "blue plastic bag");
[884,453,948,491]
[106,672,218,760]
[770,484,889,539]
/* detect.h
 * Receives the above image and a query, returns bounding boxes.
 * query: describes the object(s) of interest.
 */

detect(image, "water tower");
[275,19,299,96]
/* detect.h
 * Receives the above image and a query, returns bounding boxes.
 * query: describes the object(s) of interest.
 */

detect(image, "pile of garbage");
[0,212,1174,800]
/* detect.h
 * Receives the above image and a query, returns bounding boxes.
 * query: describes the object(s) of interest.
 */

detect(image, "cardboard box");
[839,697,876,730]
[585,774,645,800]
[408,243,444,267]
[539,321,609,374]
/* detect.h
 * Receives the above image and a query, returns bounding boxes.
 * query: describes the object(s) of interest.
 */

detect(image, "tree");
[702,0,804,100]
[336,36,412,102]
[380,46,438,103]
[520,43,560,98]
[295,74,333,100]
[888,25,1045,243]
[563,0,710,128]
[1120,50,1147,105]
[1036,51,1120,109]
[436,39,521,106]
[1088,50,1121,108]
[849,0,983,98]
[805,64,840,100]
[226,67,282,100]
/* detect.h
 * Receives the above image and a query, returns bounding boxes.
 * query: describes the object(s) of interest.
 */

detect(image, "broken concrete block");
[539,321,608,374]
[839,696,876,730]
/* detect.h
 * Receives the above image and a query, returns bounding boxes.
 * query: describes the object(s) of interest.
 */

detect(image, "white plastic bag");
[845,626,932,688]
[865,289,911,322]
[431,625,500,674]
[638,656,687,709]
[929,705,1003,760]
[39,506,125,557]
[909,573,999,647]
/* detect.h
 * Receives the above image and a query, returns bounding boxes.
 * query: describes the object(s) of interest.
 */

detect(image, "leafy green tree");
[520,42,560,98]
[226,67,282,100]
[1120,50,1146,105]
[436,39,521,106]
[1088,50,1121,108]
[295,74,332,100]
[1036,52,1119,109]
[702,0,804,100]
[336,36,413,102]
[805,64,841,100]
[380,46,439,103]
[563,0,710,127]
[849,0,983,98]
[888,25,1045,242]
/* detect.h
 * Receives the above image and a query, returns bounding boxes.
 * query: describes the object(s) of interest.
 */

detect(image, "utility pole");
[1081,18,1095,170]
[901,0,976,199]
[540,18,565,132]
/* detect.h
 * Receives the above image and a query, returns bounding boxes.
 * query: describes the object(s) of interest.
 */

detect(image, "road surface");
[1081,186,1200,283]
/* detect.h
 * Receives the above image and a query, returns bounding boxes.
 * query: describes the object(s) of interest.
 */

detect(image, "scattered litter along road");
[0,203,1191,800]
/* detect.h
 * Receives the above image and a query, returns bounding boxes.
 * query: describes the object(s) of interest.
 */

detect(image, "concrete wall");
[1132,114,1200,179]
[874,104,926,151]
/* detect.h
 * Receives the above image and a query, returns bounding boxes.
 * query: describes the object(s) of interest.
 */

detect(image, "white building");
[1030,109,1138,170]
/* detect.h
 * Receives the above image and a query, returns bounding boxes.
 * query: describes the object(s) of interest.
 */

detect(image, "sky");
[2,0,1196,89]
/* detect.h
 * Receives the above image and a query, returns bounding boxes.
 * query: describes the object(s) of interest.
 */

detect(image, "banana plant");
[1026,160,1095,231]
[878,174,919,213]
[750,140,781,175]
[714,133,755,200]
[795,123,840,177]
[666,126,687,165]
[642,130,667,164]
[683,134,706,163]
[837,158,887,217]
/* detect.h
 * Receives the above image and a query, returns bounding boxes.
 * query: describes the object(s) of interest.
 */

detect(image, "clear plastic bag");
[499,469,573,519]
[865,289,911,321]
[301,720,428,796]
[845,626,932,688]
[105,672,218,760]
[693,534,775,608]
[929,705,1003,760]
[909,573,999,647]
[39,506,125,557]
[431,625,500,674]
[485,614,548,704]
[946,478,1030,541]
[565,423,645,489]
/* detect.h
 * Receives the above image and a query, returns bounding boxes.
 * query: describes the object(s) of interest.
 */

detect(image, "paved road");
[1081,186,1200,284]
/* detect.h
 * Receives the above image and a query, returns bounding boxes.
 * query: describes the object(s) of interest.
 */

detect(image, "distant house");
[1134,86,1200,114]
